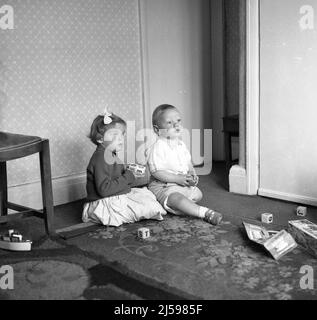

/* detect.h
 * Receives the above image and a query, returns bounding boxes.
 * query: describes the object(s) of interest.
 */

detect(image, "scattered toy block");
[296,206,307,217]
[138,227,150,239]
[261,213,273,224]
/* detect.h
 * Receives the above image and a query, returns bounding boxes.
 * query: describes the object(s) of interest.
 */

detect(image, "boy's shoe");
[204,210,223,226]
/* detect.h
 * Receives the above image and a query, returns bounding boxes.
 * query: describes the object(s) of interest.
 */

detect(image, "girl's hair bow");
[103,107,113,125]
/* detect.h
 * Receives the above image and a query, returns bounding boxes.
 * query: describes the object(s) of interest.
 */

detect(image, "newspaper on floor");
[243,222,297,260]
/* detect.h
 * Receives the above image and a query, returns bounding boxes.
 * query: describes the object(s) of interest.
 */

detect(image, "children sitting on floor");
[82,108,166,227]
[146,104,223,225]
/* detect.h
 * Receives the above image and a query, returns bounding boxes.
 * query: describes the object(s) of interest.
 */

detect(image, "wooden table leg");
[39,140,55,235]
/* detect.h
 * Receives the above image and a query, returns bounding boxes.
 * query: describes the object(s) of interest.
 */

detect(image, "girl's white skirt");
[82,187,166,227]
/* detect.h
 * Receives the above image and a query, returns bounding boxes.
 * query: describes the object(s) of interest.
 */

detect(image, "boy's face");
[155,109,183,139]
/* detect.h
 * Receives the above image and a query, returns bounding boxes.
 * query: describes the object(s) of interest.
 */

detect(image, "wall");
[1,0,215,208]
[259,0,317,205]
[0,0,144,207]
[140,0,212,164]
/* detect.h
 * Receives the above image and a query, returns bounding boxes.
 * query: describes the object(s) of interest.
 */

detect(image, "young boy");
[147,104,223,225]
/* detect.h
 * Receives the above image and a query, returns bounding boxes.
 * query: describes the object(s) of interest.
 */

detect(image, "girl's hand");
[130,167,150,187]
[127,164,146,178]
[131,170,146,179]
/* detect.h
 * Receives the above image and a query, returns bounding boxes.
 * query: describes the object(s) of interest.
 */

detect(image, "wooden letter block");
[138,228,150,239]
[296,206,307,217]
[261,213,273,224]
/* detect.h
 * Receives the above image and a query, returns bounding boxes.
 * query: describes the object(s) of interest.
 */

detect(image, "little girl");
[82,109,166,227]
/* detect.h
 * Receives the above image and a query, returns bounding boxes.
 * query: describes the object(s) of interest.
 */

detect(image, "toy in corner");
[0,229,32,251]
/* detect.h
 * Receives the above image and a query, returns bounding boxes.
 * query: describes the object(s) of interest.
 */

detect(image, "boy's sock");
[204,210,223,225]
[198,206,209,218]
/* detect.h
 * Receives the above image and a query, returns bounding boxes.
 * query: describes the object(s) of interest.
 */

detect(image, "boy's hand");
[176,174,193,187]
[188,170,199,186]
[192,174,199,186]
[186,174,199,187]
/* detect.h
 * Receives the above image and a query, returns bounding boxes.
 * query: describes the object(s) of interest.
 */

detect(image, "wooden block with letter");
[261,213,273,224]
[138,227,151,239]
[296,206,307,217]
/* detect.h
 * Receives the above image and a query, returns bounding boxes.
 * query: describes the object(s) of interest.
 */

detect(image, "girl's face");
[156,109,183,139]
[102,123,126,153]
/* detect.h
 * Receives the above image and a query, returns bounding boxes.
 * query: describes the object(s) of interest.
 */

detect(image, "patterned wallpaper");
[0,0,144,186]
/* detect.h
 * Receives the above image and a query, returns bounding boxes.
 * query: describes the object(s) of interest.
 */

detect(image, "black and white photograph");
[0,0,317,306]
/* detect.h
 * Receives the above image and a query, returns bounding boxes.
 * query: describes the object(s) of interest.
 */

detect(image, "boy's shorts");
[148,180,202,214]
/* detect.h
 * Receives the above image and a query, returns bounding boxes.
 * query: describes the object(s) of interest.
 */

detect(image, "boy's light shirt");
[147,136,192,175]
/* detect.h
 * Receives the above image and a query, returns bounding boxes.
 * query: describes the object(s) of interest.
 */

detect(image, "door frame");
[229,0,260,195]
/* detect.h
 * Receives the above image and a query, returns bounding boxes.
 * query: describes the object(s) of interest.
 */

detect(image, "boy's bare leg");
[167,192,223,225]
[167,192,201,217]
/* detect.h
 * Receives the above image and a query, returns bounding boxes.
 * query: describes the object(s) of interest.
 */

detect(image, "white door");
[259,0,317,206]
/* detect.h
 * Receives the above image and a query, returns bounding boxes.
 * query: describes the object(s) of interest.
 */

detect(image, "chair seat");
[0,132,42,152]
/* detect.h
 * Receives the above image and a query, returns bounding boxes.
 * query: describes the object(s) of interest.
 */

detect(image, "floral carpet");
[68,214,317,300]
[0,218,192,300]
[1,213,317,300]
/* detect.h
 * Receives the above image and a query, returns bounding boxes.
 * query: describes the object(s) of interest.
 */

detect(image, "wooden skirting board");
[8,173,86,211]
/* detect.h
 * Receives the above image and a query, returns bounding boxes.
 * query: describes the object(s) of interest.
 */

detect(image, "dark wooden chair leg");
[0,161,8,217]
[39,140,55,235]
